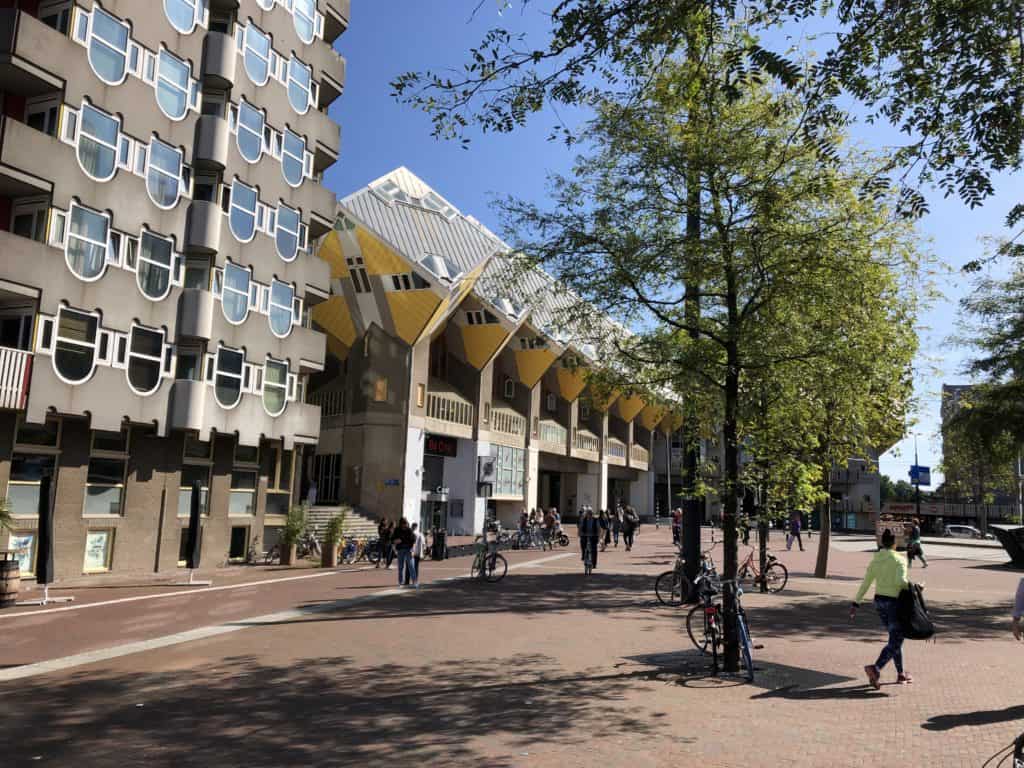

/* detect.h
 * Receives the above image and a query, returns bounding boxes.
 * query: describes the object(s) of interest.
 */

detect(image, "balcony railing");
[308,389,344,417]
[425,388,474,438]
[630,443,650,469]
[606,437,627,466]
[0,346,32,410]
[537,420,568,454]
[491,407,526,438]
[572,429,600,462]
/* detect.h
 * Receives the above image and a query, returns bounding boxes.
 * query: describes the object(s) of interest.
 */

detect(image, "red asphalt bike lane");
[0,546,570,668]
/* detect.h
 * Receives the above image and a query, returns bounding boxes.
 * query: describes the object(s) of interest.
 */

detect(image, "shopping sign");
[909,465,931,487]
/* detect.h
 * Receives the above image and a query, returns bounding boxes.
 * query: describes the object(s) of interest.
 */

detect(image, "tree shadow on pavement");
[0,653,662,768]
[922,704,1024,731]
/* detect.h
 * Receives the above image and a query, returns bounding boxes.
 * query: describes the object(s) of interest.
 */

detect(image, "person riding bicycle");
[578,507,600,569]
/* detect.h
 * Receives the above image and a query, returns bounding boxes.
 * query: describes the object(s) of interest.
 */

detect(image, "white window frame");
[234,99,265,164]
[274,202,301,262]
[155,48,194,121]
[280,128,307,187]
[218,262,251,325]
[242,23,273,87]
[227,179,258,243]
[126,323,169,396]
[134,229,177,302]
[292,0,321,44]
[45,306,100,386]
[83,5,131,86]
[212,345,246,410]
[262,358,290,417]
[286,55,314,114]
[75,102,121,183]
[268,280,296,338]
[163,0,209,35]
[65,202,110,283]
[146,138,186,210]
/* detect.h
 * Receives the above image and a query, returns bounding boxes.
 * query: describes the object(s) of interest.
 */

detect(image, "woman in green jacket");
[850,529,911,689]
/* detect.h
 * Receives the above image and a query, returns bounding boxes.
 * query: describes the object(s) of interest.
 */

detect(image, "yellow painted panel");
[312,296,357,348]
[617,394,646,422]
[591,388,621,413]
[555,365,587,402]
[639,405,666,431]
[514,348,557,388]
[317,231,349,279]
[357,227,412,275]
[386,291,443,345]
[660,411,684,434]
[461,324,511,370]
[417,258,491,344]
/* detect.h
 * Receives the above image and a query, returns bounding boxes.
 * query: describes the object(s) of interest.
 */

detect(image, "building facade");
[0,0,348,578]
[306,168,677,535]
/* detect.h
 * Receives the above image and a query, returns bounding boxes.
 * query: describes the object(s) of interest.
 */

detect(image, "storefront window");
[229,470,257,516]
[493,444,524,497]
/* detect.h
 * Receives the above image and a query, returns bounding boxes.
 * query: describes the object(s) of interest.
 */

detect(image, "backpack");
[898,583,935,640]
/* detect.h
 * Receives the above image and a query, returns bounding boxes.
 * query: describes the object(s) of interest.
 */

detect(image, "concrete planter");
[280,543,297,566]
[321,541,339,568]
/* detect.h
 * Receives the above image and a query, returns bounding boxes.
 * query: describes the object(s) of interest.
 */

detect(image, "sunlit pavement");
[1,527,1021,767]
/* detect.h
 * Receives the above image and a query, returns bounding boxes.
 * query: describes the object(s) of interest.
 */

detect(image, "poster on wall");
[9,533,34,575]
[83,530,111,572]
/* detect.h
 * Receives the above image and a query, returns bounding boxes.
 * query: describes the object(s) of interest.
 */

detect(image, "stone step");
[305,505,379,538]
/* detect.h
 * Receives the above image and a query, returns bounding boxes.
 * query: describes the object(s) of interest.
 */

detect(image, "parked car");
[943,524,995,540]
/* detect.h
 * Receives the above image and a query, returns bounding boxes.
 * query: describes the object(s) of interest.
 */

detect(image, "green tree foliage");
[393,0,1024,209]
[498,49,920,670]
[880,475,916,504]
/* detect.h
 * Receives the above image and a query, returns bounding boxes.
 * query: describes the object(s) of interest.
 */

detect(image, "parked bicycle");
[470,536,507,582]
[686,577,756,681]
[655,548,717,607]
[296,529,321,560]
[736,547,788,593]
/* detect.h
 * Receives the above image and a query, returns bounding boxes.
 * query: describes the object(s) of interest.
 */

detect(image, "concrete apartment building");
[304,167,678,535]
[0,0,348,578]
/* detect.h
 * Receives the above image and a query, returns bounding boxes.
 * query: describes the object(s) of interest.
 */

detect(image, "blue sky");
[326,2,1021,486]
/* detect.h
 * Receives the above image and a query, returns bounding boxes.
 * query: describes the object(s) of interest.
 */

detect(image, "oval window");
[293,0,317,44]
[65,203,109,281]
[275,204,300,262]
[137,231,174,301]
[127,325,165,395]
[214,347,245,409]
[236,100,264,163]
[221,262,250,324]
[281,129,305,187]
[269,280,294,338]
[53,307,99,384]
[243,25,272,86]
[164,0,200,34]
[77,104,119,182]
[146,139,184,209]
[229,180,258,242]
[88,7,129,85]
[263,359,289,416]
[287,56,312,114]
[156,49,191,120]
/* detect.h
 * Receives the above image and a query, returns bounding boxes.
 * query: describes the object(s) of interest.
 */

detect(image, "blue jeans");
[874,595,904,674]
[396,548,413,585]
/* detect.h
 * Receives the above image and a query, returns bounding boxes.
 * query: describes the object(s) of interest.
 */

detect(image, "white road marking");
[0,566,375,620]
[0,550,577,681]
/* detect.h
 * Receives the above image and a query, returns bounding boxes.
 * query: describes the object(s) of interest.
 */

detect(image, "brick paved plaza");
[1,527,1021,768]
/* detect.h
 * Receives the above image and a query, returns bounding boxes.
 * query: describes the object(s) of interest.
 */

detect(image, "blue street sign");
[909,465,931,487]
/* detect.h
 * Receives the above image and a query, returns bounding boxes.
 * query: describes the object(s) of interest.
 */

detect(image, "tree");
[498,50,920,671]
[880,476,916,504]
[393,0,1024,210]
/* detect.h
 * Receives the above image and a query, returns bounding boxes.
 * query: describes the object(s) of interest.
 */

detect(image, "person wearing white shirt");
[411,523,427,589]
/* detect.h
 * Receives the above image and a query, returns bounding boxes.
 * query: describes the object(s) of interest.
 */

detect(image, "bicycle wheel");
[738,613,754,682]
[470,555,482,579]
[1013,731,1023,768]
[764,562,788,593]
[655,570,688,606]
[686,604,716,654]
[485,553,508,582]
[558,533,569,547]
[366,543,381,565]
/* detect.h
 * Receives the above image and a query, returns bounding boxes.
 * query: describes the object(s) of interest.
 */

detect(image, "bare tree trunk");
[814,465,831,578]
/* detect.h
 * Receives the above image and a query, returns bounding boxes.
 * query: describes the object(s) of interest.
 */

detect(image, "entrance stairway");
[305,505,379,538]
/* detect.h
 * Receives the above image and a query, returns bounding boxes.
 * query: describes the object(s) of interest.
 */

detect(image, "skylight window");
[419,253,463,284]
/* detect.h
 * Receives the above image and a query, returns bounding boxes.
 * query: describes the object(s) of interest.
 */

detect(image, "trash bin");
[431,529,446,561]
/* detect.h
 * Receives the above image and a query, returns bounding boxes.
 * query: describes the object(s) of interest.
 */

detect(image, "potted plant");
[279,505,306,566]
[321,511,346,568]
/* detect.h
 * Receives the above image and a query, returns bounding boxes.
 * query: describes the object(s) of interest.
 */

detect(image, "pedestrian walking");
[787,514,804,552]
[906,518,928,568]
[850,529,912,688]
[411,523,426,589]
[598,510,611,551]
[622,507,638,551]
[384,519,396,569]
[611,508,622,547]
[740,515,751,546]
[1013,577,1023,641]
[672,507,682,545]
[376,517,390,568]
[543,507,556,550]
[392,518,415,586]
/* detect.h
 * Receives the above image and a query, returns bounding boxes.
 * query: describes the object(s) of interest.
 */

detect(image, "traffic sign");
[909,465,931,487]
